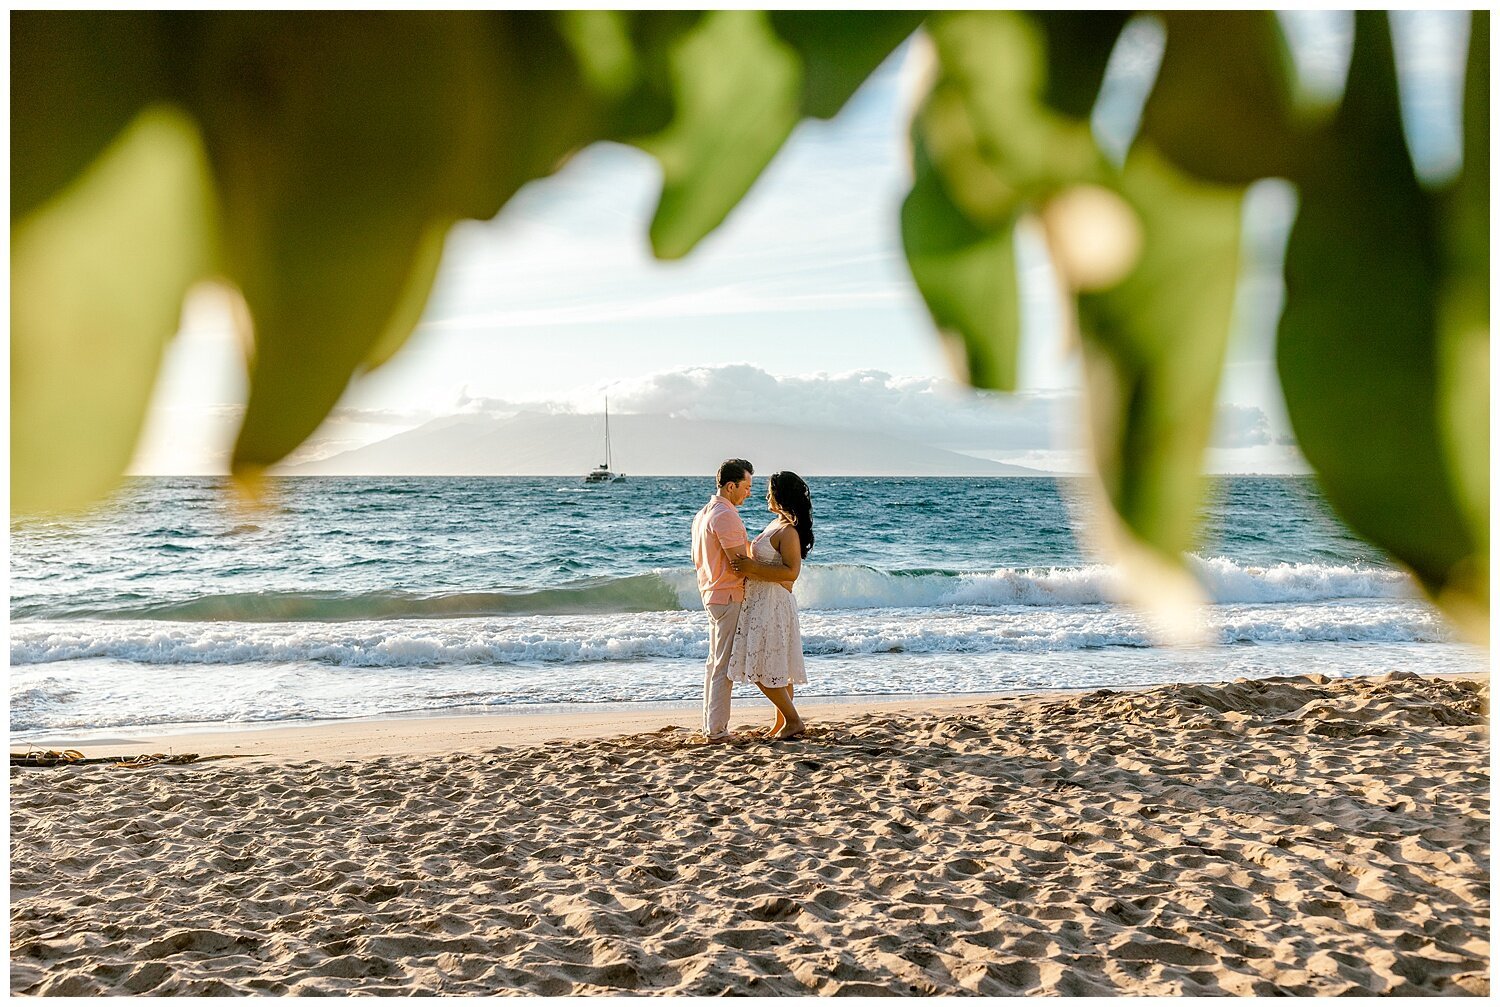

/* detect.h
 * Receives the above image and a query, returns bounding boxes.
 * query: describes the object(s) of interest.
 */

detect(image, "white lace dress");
[727,522,808,688]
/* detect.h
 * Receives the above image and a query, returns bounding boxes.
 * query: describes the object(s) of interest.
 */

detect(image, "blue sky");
[130,12,1470,476]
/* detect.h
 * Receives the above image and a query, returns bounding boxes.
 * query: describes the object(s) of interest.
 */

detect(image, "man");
[690,458,754,740]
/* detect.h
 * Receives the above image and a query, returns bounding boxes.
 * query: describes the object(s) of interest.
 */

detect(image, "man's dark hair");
[717,458,754,487]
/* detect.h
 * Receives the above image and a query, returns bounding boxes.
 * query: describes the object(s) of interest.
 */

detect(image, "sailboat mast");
[604,397,611,470]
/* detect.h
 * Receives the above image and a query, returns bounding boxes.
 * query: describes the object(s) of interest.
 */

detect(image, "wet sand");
[9,691,1027,764]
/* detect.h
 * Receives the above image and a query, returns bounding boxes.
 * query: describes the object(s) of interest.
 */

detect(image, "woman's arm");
[774,526,802,585]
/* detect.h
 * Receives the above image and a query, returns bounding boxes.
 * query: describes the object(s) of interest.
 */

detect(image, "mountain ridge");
[279,412,1050,477]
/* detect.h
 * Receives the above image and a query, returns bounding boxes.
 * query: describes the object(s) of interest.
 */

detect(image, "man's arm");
[734,557,797,583]
[731,544,799,583]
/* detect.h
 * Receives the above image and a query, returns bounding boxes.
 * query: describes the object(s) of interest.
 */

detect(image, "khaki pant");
[703,601,741,737]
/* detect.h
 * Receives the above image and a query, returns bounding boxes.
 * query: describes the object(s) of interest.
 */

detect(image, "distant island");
[278,412,1049,477]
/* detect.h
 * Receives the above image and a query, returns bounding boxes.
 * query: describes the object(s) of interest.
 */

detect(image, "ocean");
[9,476,1483,739]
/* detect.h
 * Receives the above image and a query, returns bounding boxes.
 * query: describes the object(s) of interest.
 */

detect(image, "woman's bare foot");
[770,711,786,736]
[770,717,805,739]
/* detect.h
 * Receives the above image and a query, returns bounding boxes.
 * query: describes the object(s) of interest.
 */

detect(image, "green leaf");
[556,10,638,101]
[178,13,492,473]
[637,10,802,260]
[904,11,1108,390]
[454,12,603,222]
[912,8,1245,633]
[1137,12,1304,183]
[1277,12,1483,637]
[552,12,709,155]
[11,107,214,514]
[1072,146,1244,627]
[361,222,452,372]
[1435,10,1489,638]
[919,11,1105,229]
[768,12,926,119]
[1030,11,1131,119]
[11,12,167,221]
[901,137,1021,390]
[589,12,705,142]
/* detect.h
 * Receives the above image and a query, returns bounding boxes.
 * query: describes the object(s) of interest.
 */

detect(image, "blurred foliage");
[1277,12,1488,643]
[10,11,1488,642]
[13,109,214,512]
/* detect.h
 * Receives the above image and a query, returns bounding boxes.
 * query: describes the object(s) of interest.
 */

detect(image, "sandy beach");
[10,672,1489,995]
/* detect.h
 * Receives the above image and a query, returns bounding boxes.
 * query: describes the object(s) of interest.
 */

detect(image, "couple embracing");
[691,458,815,742]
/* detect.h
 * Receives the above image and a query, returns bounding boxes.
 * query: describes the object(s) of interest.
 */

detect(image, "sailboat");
[583,398,627,483]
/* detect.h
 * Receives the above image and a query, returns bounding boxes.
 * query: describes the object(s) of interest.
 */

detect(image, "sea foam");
[9,600,1446,669]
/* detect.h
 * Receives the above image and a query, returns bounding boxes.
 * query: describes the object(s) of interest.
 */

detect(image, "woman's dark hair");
[717,458,754,486]
[768,471,814,558]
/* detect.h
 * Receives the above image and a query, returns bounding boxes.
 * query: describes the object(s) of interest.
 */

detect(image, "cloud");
[450,388,575,418]
[131,360,1299,476]
[599,365,1067,450]
[1209,404,1275,448]
[420,365,1072,452]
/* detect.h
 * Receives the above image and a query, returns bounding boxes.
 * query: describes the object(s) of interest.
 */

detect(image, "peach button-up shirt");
[691,495,748,606]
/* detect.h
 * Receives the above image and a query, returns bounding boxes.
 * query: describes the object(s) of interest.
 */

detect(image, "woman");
[728,471,814,739]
